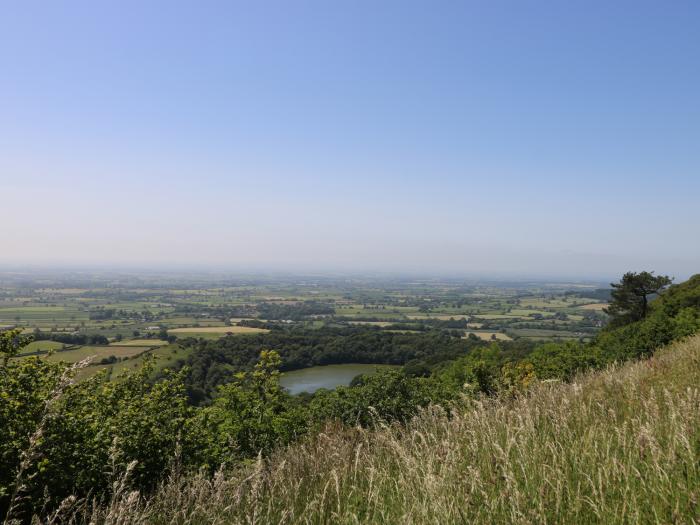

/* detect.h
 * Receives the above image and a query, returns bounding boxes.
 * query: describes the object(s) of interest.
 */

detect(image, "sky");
[1,1,699,279]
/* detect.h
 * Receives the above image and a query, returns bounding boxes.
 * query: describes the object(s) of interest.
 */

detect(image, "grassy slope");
[93,334,700,524]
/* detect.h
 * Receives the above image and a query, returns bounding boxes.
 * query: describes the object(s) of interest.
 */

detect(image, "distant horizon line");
[0,262,670,285]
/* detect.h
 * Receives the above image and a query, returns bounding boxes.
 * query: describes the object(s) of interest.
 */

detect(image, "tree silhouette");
[604,271,672,326]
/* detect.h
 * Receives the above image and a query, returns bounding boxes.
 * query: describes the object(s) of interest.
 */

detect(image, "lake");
[280,363,398,394]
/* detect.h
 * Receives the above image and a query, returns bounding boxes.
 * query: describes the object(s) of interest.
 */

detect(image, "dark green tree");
[604,271,672,327]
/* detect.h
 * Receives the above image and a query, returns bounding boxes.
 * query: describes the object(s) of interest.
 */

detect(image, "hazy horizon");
[0,262,689,285]
[2,2,699,278]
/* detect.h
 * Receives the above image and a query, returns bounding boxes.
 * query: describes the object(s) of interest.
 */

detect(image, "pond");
[280,363,398,395]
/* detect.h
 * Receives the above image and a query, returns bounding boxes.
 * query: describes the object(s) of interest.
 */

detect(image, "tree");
[309,368,434,427]
[0,329,33,365]
[604,271,672,327]
[196,350,307,463]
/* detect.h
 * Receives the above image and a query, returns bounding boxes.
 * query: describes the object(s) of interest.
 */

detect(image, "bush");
[0,341,198,519]
[309,369,438,427]
[526,340,601,380]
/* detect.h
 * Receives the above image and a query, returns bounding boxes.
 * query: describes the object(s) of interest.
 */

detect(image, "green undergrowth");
[71,334,700,524]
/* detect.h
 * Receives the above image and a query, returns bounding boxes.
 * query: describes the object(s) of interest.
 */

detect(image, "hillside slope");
[90,334,700,524]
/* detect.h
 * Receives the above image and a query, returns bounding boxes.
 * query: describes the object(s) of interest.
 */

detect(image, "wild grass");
[57,335,700,524]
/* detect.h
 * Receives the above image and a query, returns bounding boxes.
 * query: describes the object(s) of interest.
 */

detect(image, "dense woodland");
[177,327,535,403]
[1,272,699,522]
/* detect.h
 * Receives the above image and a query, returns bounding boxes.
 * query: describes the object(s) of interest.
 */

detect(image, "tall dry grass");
[71,335,700,524]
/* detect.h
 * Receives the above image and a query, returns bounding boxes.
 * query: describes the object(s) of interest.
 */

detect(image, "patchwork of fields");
[2,272,609,381]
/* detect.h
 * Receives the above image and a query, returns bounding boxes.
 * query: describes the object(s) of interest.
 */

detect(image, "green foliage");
[0,328,33,364]
[672,306,700,338]
[525,340,598,380]
[0,331,63,509]
[654,273,700,315]
[433,344,504,395]
[433,344,539,396]
[605,271,672,327]
[196,350,308,465]
[309,369,440,427]
[525,275,699,380]
[0,343,310,520]
[498,360,536,394]
[32,329,109,345]
[178,326,489,403]
[83,334,700,524]
[1,273,698,522]
[0,346,198,520]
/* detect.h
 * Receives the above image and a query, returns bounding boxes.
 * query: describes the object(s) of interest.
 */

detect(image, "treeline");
[171,300,335,322]
[32,330,109,346]
[173,275,700,404]
[173,304,256,319]
[88,307,157,321]
[525,273,700,380]
[175,326,536,403]
[316,274,700,423]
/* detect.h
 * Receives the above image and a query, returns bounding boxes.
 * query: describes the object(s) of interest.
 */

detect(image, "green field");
[509,328,584,339]
[111,339,169,346]
[578,302,608,310]
[473,313,528,320]
[406,314,470,320]
[168,326,269,337]
[21,340,67,353]
[43,345,149,364]
[463,330,512,341]
[105,344,191,377]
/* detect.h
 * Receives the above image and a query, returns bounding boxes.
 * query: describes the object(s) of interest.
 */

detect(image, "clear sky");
[1,1,698,279]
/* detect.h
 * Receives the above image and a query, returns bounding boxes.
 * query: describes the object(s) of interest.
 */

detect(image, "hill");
[1,273,698,523]
[89,333,700,524]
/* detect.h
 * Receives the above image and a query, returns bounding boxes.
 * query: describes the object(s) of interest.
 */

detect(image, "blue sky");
[1,1,699,278]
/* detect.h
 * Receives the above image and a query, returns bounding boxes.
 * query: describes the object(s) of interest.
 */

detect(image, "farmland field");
[578,303,608,310]
[509,328,584,339]
[30,345,150,364]
[406,314,470,321]
[463,331,512,341]
[111,339,169,346]
[168,326,269,335]
[74,344,190,380]
[474,314,528,320]
[21,340,66,353]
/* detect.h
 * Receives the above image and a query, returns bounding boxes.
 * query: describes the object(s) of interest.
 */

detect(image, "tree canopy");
[604,271,672,327]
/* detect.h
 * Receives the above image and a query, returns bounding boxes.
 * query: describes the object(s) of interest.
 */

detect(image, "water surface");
[280,363,397,394]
